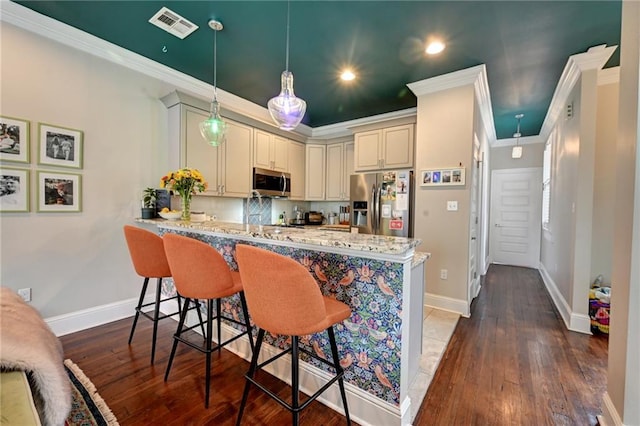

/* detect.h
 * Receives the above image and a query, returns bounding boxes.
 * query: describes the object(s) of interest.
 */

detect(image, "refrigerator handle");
[371,184,377,233]
[376,184,382,233]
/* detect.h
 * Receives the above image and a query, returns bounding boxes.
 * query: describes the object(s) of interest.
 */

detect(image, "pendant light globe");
[199,19,227,146]
[267,2,306,131]
[268,70,306,130]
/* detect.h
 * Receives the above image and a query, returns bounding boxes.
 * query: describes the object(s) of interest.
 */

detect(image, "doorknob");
[471,237,476,240]
[494,223,501,227]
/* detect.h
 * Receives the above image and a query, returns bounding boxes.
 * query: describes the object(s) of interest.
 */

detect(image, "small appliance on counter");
[290,207,306,225]
[304,211,323,225]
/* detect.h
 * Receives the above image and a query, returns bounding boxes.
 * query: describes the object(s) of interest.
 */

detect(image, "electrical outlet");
[18,288,31,302]
[440,269,448,280]
[447,201,458,211]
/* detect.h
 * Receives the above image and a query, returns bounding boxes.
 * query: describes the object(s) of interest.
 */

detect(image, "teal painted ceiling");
[13,1,621,139]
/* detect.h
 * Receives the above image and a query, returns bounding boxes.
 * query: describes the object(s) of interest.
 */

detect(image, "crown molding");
[0,1,313,138]
[539,44,617,140]
[311,108,417,139]
[407,64,497,143]
[598,66,620,86]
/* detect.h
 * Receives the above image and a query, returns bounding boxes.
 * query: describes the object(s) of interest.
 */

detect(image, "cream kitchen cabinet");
[305,144,326,200]
[325,141,354,201]
[354,124,414,171]
[288,141,306,200]
[254,129,289,172]
[178,105,252,197]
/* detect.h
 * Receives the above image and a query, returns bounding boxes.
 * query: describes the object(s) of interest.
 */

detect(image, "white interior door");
[490,168,542,268]
[468,135,480,303]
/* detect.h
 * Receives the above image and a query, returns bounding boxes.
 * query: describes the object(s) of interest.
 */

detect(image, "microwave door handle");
[281,173,287,196]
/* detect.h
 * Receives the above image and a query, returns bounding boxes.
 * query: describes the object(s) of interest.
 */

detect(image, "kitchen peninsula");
[137,219,428,426]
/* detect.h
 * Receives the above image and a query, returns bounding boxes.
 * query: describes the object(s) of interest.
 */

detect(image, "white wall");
[0,23,176,317]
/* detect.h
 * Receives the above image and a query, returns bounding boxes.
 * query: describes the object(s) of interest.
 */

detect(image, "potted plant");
[141,187,157,219]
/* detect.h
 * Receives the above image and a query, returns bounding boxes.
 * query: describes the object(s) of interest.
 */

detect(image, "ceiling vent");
[148,7,198,39]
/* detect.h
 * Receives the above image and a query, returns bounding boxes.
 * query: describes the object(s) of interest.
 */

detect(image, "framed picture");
[0,167,29,212]
[37,171,82,212]
[0,115,30,163]
[421,167,465,187]
[38,123,83,169]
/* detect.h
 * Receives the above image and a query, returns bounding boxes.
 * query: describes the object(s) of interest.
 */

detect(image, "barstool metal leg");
[236,328,265,426]
[150,277,163,364]
[164,298,192,381]
[205,299,214,408]
[216,298,222,353]
[328,326,351,424]
[291,336,300,426]
[239,292,254,351]
[128,277,149,344]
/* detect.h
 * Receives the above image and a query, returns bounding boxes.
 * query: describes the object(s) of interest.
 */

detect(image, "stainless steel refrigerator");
[350,170,413,237]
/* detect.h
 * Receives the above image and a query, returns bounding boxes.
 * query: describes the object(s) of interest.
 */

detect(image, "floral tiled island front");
[142,219,427,426]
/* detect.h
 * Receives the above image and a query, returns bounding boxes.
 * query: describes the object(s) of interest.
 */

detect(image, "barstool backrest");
[235,244,327,336]
[123,225,171,278]
[163,233,235,299]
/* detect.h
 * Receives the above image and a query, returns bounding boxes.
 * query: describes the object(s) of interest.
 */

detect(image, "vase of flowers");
[159,168,208,221]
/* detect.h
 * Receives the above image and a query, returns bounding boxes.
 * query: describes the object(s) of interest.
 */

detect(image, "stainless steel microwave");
[252,167,291,197]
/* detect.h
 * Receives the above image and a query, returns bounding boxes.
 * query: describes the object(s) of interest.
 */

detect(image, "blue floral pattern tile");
[159,229,405,405]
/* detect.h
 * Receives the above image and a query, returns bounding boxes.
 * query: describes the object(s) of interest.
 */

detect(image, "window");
[542,130,553,229]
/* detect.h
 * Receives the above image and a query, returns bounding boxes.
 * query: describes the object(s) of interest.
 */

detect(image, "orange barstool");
[162,233,254,408]
[235,244,351,426]
[123,225,201,364]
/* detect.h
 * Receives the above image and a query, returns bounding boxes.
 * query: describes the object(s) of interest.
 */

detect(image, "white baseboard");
[45,294,158,337]
[600,391,623,426]
[538,263,591,335]
[424,293,469,317]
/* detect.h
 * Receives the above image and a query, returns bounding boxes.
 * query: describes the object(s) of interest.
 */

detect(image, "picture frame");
[0,167,29,212]
[38,123,83,169]
[420,167,466,187]
[0,115,30,163]
[37,170,82,212]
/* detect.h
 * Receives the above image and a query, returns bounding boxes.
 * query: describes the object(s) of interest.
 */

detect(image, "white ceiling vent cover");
[149,7,198,39]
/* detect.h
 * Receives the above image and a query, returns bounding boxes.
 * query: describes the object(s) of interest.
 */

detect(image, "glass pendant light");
[199,19,227,146]
[511,113,524,159]
[267,1,306,131]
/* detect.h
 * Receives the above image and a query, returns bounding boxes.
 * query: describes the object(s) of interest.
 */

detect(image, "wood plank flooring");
[413,264,608,426]
[60,264,608,425]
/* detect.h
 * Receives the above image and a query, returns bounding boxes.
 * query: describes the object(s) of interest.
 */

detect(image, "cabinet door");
[343,141,354,199]
[184,106,220,195]
[272,135,289,172]
[305,144,326,200]
[354,130,382,171]
[382,124,414,169]
[221,120,253,197]
[288,141,305,200]
[325,143,344,200]
[253,130,272,170]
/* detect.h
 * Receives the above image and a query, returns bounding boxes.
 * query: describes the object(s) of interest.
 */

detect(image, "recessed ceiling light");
[425,41,445,55]
[340,69,356,81]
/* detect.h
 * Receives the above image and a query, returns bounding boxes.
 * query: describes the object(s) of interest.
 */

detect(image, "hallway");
[414,264,609,425]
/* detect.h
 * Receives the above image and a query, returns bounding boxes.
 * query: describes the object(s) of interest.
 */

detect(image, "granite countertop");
[138,218,422,256]
[412,251,431,268]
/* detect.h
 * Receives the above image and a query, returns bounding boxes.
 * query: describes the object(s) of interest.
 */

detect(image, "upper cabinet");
[254,130,288,172]
[163,92,252,198]
[305,144,326,200]
[354,123,414,171]
[325,141,354,201]
[288,141,305,200]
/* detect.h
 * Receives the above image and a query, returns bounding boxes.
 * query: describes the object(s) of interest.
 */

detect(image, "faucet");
[246,190,263,230]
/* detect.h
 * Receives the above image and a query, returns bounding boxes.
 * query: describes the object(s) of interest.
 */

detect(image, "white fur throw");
[0,287,71,426]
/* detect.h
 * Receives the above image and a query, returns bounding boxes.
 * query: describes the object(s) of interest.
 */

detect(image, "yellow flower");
[160,168,208,196]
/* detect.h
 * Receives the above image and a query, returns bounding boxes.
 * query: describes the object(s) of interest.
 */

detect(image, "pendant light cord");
[285,1,290,72]
[213,29,218,102]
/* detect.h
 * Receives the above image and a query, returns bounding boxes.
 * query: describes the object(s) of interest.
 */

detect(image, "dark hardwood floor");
[61,264,608,425]
[414,264,608,426]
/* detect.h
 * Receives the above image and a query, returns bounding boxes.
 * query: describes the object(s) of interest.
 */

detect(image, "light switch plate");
[447,201,458,211]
